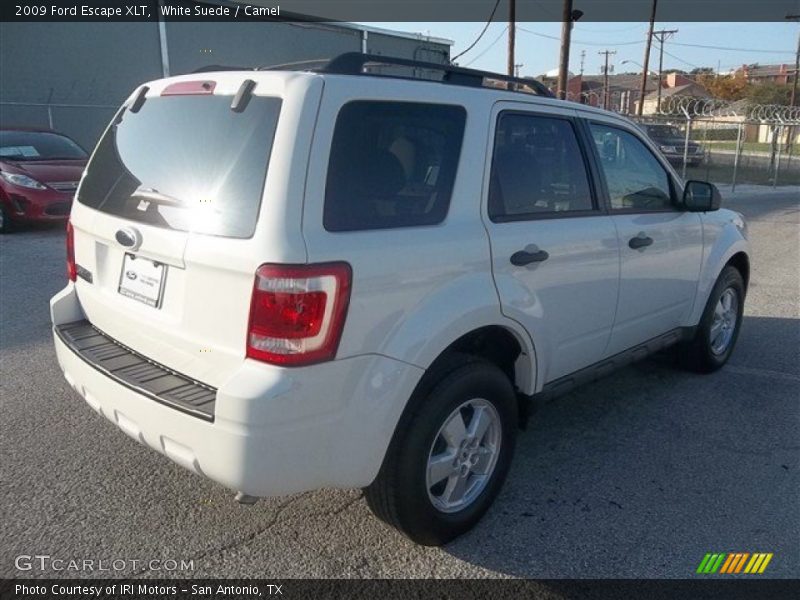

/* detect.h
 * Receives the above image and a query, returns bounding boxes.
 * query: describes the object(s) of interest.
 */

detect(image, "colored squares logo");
[696,552,773,574]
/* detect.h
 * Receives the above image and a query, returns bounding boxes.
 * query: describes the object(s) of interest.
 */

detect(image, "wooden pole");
[638,0,658,115]
[653,29,678,113]
[557,0,574,99]
[507,0,516,78]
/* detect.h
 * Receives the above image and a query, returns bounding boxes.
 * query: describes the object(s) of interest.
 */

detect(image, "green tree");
[696,74,749,101]
[745,82,791,105]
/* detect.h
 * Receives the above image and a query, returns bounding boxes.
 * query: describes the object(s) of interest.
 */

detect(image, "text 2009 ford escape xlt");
[51,54,749,546]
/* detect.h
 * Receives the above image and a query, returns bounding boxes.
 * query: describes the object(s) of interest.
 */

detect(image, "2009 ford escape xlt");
[51,54,749,546]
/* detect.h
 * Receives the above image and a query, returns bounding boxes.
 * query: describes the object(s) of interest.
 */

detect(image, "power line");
[662,48,701,70]
[574,23,646,34]
[518,26,642,46]
[671,41,795,55]
[451,0,502,63]
[463,26,509,67]
[517,26,795,55]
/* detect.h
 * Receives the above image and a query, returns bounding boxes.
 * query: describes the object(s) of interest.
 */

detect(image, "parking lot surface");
[1,187,798,579]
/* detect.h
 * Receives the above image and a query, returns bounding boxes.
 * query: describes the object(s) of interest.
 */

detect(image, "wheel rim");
[426,398,502,514]
[710,287,739,355]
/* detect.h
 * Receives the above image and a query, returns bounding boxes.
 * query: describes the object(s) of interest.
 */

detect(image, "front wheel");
[365,357,517,546]
[680,266,745,373]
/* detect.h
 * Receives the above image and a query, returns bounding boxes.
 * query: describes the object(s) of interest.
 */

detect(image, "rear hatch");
[69,75,301,388]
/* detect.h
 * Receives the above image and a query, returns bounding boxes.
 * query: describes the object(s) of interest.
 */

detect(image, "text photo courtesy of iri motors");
[0,1,798,599]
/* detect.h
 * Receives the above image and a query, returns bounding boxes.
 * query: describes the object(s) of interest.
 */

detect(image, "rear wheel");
[365,356,517,546]
[680,266,745,373]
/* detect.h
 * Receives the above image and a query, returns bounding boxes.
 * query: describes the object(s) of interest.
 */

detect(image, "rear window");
[0,131,87,161]
[323,101,466,232]
[78,95,281,239]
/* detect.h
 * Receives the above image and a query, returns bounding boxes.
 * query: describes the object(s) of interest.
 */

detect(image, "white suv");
[51,54,749,546]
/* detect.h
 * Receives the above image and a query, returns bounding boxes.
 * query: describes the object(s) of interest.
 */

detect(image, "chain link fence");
[566,91,800,188]
[0,101,119,151]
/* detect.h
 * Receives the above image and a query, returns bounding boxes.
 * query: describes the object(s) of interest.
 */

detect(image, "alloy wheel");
[426,398,502,513]
[710,287,739,355]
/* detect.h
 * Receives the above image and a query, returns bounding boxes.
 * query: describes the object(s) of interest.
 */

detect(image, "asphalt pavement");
[1,186,798,579]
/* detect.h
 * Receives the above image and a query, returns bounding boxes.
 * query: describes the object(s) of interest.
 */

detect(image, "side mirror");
[683,180,721,212]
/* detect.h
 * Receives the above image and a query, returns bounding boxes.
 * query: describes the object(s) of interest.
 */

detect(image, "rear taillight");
[247,263,352,366]
[66,220,76,282]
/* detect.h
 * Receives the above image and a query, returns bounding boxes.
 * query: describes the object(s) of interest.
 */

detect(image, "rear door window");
[488,113,595,221]
[323,101,466,232]
[78,95,281,238]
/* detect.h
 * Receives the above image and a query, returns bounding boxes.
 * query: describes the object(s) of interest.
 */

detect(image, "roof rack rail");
[259,52,554,98]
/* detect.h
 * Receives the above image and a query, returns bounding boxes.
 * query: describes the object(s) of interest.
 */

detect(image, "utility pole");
[508,0,516,78]
[514,63,524,77]
[599,50,616,110]
[788,15,799,108]
[786,15,799,157]
[556,0,585,99]
[580,50,586,76]
[637,0,658,115]
[653,28,678,113]
[557,0,574,99]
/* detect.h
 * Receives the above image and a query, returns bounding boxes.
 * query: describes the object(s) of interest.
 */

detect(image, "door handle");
[628,235,654,250]
[510,248,550,266]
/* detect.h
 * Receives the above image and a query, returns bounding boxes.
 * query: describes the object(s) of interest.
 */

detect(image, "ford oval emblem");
[125,270,138,280]
[115,227,142,250]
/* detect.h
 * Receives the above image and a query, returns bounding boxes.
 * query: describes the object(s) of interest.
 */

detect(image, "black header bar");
[2,0,797,23]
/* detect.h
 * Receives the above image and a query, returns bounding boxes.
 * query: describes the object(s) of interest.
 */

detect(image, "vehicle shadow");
[442,315,799,578]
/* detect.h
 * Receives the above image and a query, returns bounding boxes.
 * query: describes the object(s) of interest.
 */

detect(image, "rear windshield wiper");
[130,187,188,208]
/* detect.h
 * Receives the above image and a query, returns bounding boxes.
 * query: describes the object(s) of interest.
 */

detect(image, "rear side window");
[323,101,466,232]
[489,113,594,221]
[78,95,281,238]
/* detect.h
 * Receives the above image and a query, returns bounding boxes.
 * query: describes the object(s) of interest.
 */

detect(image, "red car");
[0,128,88,233]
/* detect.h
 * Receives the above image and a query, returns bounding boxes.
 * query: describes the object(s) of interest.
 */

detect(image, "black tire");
[365,355,518,546]
[680,265,745,373]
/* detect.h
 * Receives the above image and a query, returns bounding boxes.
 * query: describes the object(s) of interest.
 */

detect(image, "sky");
[361,22,799,78]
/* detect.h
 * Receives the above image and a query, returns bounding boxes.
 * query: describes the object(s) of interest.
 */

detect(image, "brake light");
[161,80,216,96]
[247,263,352,366]
[66,220,76,282]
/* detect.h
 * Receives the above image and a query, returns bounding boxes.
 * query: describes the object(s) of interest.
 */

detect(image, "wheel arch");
[726,251,750,291]
[421,320,537,396]
[689,224,749,327]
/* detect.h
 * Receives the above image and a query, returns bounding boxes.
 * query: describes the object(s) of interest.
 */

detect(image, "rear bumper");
[51,284,424,497]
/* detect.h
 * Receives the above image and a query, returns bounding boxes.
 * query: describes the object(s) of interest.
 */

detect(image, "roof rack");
[259,52,554,98]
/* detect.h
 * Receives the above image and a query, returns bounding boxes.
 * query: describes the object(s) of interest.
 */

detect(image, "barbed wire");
[561,91,800,124]
[656,96,800,122]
